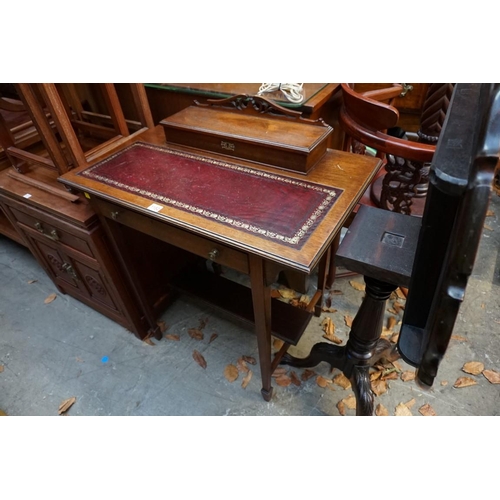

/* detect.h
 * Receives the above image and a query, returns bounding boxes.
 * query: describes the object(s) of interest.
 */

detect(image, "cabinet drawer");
[9,206,95,258]
[95,198,250,274]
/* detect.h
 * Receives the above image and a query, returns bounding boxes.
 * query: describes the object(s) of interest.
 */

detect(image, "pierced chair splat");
[339,83,454,215]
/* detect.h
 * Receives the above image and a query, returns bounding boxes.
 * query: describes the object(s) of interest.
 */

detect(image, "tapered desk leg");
[249,254,273,401]
[326,231,341,289]
[99,215,162,341]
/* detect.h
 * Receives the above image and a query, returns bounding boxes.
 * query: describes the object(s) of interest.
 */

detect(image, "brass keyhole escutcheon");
[208,249,219,261]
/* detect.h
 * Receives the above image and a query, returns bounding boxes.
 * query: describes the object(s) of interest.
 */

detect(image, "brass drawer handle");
[400,83,414,97]
[208,248,219,261]
[110,211,120,220]
[34,221,59,241]
[49,229,60,241]
[62,262,78,280]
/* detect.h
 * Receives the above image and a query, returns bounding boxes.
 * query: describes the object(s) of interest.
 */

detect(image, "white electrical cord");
[257,83,304,104]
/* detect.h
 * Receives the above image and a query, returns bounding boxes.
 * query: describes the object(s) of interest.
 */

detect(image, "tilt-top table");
[59,126,382,401]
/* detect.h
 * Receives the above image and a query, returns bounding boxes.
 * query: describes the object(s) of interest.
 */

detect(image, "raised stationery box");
[159,95,333,174]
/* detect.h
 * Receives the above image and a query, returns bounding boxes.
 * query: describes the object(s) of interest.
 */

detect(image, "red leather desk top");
[79,142,343,249]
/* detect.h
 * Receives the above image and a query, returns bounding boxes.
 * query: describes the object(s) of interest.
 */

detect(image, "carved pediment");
[195,94,328,127]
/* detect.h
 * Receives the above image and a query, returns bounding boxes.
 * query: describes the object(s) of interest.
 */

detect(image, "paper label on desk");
[23,193,32,199]
[147,203,163,213]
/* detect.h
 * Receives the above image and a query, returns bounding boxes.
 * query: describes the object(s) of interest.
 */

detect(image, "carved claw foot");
[350,366,374,416]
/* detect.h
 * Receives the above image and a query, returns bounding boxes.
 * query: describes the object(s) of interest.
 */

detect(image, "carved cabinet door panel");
[69,258,121,313]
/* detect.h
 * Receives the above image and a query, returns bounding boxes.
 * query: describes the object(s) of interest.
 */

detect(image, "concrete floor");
[1,194,499,417]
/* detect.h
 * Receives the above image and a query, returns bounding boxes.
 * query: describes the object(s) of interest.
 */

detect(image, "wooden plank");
[7,169,80,203]
[99,83,129,136]
[7,146,55,168]
[129,84,155,129]
[37,84,88,169]
[15,84,70,174]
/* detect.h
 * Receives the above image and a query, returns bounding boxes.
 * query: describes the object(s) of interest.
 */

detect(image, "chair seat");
[335,204,421,287]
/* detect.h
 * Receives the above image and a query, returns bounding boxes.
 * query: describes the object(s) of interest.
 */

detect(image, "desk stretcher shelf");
[171,266,312,346]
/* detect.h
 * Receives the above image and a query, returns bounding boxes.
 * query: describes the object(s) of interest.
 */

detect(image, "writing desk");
[59,126,381,401]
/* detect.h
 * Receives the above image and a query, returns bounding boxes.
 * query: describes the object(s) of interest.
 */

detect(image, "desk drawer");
[8,206,95,258]
[95,198,250,275]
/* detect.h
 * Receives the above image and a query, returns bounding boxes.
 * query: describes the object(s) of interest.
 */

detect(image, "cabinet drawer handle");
[110,211,120,220]
[400,83,414,97]
[34,221,60,241]
[208,248,219,261]
[49,229,60,241]
[62,262,78,280]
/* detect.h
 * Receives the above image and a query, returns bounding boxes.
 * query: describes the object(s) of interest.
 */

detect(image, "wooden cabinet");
[0,201,25,246]
[18,218,123,314]
[0,167,157,339]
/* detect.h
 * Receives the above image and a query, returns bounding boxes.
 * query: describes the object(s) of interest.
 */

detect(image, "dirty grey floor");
[1,194,500,418]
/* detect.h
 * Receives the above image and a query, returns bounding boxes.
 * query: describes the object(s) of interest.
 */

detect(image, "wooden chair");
[339,83,454,215]
[0,84,155,202]
[0,87,49,163]
[2,84,154,177]
[281,83,500,415]
[324,84,406,287]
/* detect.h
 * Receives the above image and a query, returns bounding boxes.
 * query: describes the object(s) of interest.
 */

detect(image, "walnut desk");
[59,126,381,401]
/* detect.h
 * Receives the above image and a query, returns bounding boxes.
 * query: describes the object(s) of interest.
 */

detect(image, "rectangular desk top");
[59,127,382,273]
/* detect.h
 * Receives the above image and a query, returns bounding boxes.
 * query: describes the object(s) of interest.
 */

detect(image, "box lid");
[161,105,332,153]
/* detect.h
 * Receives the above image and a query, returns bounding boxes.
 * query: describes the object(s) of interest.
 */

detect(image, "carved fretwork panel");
[85,275,107,296]
[202,93,302,118]
[379,155,428,214]
[199,93,329,129]
[73,260,119,312]
[46,253,64,273]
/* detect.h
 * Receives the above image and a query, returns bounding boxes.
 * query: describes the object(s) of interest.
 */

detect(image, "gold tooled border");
[80,142,343,246]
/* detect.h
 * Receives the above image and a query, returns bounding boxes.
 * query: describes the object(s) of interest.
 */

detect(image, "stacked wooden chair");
[0,84,154,195]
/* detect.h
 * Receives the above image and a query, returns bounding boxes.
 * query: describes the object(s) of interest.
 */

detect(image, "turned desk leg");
[249,254,273,402]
